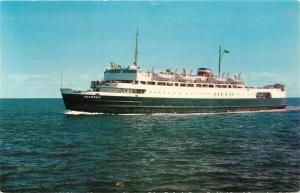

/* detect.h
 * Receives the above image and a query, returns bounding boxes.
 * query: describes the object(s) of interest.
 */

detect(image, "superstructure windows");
[123,80,133,83]
[157,82,166,86]
[147,81,156,85]
[123,89,146,94]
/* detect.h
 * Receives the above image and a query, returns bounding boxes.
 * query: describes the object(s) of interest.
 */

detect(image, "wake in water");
[153,106,300,116]
[64,110,104,115]
[63,106,300,116]
[64,110,144,116]
[285,105,300,111]
[229,106,298,114]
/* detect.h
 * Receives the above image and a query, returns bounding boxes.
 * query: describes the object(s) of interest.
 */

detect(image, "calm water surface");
[1,98,300,192]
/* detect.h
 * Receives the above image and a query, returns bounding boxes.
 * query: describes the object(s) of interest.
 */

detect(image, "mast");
[218,46,221,77]
[134,27,139,68]
[218,46,230,77]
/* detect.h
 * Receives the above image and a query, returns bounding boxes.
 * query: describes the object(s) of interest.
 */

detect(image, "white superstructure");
[88,66,286,99]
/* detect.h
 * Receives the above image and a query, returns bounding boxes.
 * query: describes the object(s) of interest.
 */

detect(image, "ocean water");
[1,98,300,192]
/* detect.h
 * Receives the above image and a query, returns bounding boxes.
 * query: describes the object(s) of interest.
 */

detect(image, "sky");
[1,1,299,98]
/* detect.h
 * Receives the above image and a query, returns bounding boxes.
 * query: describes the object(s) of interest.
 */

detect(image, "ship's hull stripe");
[62,94,287,114]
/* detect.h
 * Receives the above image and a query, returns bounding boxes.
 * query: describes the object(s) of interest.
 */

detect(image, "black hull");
[62,94,287,114]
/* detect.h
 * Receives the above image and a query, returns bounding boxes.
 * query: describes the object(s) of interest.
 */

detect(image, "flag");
[224,50,230,53]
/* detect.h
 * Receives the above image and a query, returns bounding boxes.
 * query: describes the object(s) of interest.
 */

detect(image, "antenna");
[134,27,139,68]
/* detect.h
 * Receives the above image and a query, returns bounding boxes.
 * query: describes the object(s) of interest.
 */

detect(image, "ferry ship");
[61,29,287,114]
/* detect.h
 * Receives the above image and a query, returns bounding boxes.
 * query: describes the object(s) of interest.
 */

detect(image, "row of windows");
[94,80,243,88]
[148,91,255,96]
[94,87,255,97]
[140,81,242,88]
[97,88,146,94]
[106,69,137,74]
[92,87,255,97]
[123,89,146,94]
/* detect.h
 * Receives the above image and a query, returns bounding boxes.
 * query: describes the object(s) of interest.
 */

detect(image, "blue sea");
[1,98,300,192]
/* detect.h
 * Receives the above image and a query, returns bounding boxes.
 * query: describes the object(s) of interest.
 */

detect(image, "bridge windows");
[122,69,136,74]
[106,69,137,74]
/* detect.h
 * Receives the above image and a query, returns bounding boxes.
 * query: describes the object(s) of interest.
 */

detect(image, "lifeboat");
[194,76,208,82]
[227,78,243,84]
[175,74,196,82]
[208,77,227,83]
[197,68,213,77]
[153,73,174,80]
